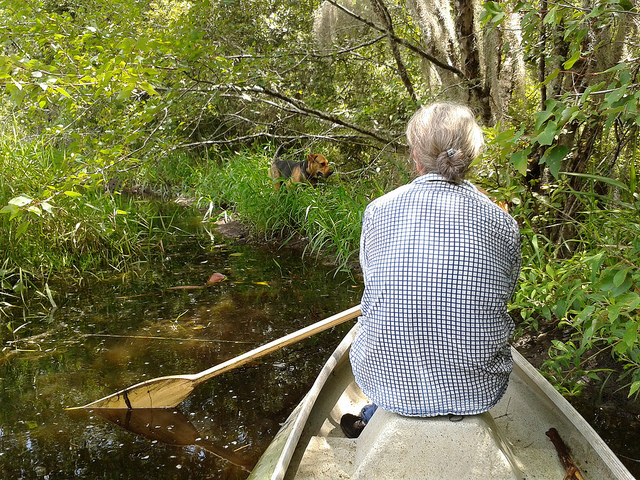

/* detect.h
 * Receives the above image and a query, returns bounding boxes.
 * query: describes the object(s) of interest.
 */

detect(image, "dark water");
[0,214,362,479]
[2,209,639,479]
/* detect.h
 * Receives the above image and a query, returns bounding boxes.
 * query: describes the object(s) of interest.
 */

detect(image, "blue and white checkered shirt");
[351,174,521,417]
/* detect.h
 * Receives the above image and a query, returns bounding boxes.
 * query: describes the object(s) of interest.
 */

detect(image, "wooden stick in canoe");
[66,305,362,410]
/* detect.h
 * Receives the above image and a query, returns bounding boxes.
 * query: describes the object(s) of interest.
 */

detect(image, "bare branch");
[249,84,396,144]
[369,0,417,104]
[182,74,400,145]
[171,132,379,150]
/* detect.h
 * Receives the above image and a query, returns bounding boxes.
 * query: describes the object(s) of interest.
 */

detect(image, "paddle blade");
[70,376,196,409]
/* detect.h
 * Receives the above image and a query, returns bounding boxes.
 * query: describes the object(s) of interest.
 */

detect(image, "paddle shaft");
[190,304,362,386]
[72,305,362,409]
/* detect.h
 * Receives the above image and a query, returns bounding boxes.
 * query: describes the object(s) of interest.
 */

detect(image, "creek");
[0,207,361,479]
[0,205,638,479]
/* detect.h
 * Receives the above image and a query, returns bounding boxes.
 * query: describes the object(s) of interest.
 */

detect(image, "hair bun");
[437,149,466,184]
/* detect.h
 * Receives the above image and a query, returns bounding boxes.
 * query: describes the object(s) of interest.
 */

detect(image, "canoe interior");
[249,327,634,480]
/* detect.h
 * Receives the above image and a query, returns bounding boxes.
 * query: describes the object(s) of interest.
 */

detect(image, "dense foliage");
[1,0,639,397]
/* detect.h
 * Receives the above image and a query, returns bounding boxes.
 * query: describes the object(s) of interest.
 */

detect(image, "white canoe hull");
[249,326,634,480]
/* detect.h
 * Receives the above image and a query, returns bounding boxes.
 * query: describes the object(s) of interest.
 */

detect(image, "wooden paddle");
[67,305,362,410]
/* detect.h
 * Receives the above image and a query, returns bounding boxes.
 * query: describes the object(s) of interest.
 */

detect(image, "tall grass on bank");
[194,150,380,272]
[0,138,197,317]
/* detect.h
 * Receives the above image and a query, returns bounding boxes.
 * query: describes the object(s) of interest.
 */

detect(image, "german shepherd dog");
[268,143,333,190]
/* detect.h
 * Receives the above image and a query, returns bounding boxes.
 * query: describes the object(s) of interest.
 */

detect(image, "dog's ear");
[307,154,317,163]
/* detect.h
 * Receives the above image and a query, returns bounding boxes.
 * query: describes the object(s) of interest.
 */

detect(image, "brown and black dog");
[268,142,333,190]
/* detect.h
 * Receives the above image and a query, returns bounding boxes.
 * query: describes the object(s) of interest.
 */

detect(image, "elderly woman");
[341,102,521,438]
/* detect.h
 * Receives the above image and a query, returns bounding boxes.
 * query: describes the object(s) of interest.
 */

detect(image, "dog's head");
[306,154,333,179]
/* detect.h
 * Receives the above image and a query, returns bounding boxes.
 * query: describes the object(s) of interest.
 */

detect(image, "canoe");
[248,325,635,480]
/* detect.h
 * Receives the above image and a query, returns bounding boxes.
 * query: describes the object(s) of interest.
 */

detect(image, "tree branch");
[250,84,396,144]
[172,132,380,149]
[369,0,418,104]
[183,74,400,145]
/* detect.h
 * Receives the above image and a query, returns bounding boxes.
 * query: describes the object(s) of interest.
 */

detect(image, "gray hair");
[406,103,484,184]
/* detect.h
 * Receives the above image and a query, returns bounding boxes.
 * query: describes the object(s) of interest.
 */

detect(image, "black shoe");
[340,413,366,438]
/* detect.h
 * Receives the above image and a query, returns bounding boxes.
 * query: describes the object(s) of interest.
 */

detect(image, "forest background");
[1,0,639,405]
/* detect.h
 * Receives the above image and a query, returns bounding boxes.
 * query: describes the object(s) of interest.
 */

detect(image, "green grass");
[192,149,382,272]
[0,134,199,316]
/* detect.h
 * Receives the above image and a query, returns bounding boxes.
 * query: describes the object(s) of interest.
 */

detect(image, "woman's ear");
[414,152,426,174]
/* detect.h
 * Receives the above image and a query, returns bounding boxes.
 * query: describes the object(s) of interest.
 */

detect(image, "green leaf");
[533,110,554,132]
[612,276,633,297]
[613,269,628,288]
[16,221,29,238]
[563,49,581,69]
[585,252,605,283]
[558,105,581,126]
[64,191,82,197]
[480,1,506,25]
[0,204,20,220]
[539,145,568,178]
[139,81,158,96]
[551,340,569,353]
[619,0,633,10]
[603,62,628,74]
[510,147,531,175]
[27,205,42,216]
[533,121,558,146]
[623,322,638,347]
[580,81,606,104]
[608,304,622,323]
[543,6,558,24]
[577,305,596,323]
[614,341,628,355]
[117,87,135,100]
[629,381,640,397]
[9,195,32,207]
[561,172,629,191]
[616,292,640,311]
[603,87,627,109]
[541,68,560,87]
[56,86,72,98]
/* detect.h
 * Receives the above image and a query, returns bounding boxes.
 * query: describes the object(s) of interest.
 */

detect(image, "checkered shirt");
[351,174,521,417]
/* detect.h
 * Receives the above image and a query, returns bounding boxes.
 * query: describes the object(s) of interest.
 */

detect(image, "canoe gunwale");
[246,325,358,480]
[510,348,634,479]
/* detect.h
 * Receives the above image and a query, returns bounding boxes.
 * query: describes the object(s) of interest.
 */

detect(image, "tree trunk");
[550,120,603,252]
[454,0,492,124]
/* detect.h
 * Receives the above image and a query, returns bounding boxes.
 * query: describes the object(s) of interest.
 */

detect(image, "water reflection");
[78,408,252,471]
[0,213,363,479]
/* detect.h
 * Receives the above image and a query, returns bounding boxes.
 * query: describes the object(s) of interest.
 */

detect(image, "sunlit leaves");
[479,1,505,29]
[1,0,181,161]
